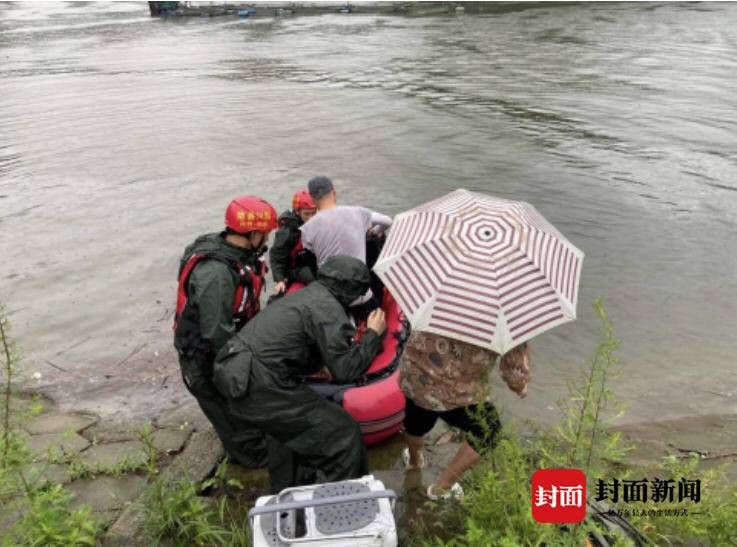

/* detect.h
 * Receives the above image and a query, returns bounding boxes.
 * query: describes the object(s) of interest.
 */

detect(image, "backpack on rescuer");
[288,239,317,279]
[173,250,265,359]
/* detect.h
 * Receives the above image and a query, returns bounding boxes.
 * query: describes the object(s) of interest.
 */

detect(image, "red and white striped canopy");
[374,189,584,354]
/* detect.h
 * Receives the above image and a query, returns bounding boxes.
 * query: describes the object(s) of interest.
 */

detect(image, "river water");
[1,2,736,427]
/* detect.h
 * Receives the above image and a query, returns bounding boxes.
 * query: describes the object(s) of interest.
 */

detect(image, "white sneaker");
[401,447,426,470]
[426,482,464,501]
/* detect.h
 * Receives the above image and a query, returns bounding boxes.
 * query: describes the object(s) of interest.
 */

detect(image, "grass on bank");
[143,468,251,547]
[1,304,102,546]
[1,304,248,546]
[141,424,251,547]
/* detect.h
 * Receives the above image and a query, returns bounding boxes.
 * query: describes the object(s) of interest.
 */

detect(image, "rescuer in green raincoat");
[174,196,279,468]
[212,255,387,492]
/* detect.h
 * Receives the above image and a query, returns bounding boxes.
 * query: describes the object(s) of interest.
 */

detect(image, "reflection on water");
[1,2,736,424]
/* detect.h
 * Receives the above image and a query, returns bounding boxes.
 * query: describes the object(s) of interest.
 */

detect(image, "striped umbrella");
[373,189,584,354]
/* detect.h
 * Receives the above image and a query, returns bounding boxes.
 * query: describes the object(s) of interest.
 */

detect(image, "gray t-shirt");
[300,206,374,266]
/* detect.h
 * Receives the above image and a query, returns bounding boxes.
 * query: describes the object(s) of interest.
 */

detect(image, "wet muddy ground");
[5,392,736,545]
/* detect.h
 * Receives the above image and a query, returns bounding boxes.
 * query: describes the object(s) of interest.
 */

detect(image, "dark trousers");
[404,397,502,451]
[229,383,368,494]
[193,394,268,468]
[180,358,268,468]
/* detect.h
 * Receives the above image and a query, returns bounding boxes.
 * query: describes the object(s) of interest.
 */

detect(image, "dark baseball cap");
[308,176,334,199]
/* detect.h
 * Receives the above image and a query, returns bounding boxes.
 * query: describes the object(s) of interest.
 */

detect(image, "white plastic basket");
[249,475,398,547]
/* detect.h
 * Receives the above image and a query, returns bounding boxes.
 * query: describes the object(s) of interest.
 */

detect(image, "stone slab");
[151,428,190,454]
[104,427,224,546]
[23,412,97,435]
[83,423,144,444]
[67,475,147,513]
[102,499,152,547]
[19,462,72,486]
[78,440,148,470]
[161,428,223,484]
[26,431,90,460]
[152,406,202,432]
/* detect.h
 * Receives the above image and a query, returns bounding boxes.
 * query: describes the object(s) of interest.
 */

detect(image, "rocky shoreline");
[4,389,735,545]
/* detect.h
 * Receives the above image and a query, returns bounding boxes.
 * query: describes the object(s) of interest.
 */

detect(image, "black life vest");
[289,238,304,270]
[173,251,265,358]
[287,239,318,282]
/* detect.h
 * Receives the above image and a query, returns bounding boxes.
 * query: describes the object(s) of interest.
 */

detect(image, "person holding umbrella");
[373,188,584,499]
[400,332,530,499]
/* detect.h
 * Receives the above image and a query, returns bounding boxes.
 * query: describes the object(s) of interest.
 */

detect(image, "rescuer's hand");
[366,309,387,336]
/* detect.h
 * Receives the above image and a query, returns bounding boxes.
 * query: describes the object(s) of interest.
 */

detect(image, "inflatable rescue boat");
[285,283,409,446]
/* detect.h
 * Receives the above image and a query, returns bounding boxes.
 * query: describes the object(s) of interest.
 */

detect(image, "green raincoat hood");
[317,256,371,306]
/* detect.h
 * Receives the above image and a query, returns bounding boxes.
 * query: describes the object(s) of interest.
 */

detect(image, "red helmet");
[225,196,278,235]
[292,189,315,212]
